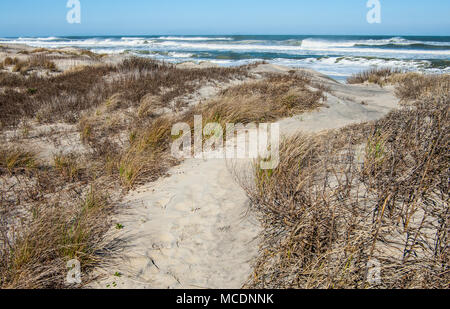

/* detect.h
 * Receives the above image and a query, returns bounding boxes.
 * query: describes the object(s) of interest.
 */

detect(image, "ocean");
[1,35,449,80]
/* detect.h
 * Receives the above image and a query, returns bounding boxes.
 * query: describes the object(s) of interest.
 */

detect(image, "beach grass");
[243,73,449,289]
[347,67,403,85]
[0,46,448,289]
[0,55,258,288]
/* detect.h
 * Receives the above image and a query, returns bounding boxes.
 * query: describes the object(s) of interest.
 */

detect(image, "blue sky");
[0,0,449,37]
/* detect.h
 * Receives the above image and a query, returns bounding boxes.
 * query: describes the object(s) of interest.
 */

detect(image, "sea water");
[2,35,449,80]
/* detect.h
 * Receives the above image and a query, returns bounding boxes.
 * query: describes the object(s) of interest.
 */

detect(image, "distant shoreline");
[2,34,449,79]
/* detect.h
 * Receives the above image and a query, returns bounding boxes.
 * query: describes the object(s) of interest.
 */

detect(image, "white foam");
[168,52,194,58]
[2,36,449,58]
[1,36,448,76]
[157,36,233,41]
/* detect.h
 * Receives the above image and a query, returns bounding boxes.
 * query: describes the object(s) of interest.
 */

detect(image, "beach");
[88,63,400,289]
[0,43,448,289]
[1,35,449,81]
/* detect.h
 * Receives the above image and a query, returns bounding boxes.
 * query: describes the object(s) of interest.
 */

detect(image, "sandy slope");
[280,76,398,135]
[91,64,399,289]
[92,158,259,289]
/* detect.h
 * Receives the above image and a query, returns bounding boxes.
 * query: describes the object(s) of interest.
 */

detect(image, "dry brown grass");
[390,72,450,102]
[0,55,260,288]
[0,138,117,289]
[0,65,115,127]
[0,184,112,288]
[347,68,450,102]
[53,153,85,182]
[0,147,37,174]
[117,116,178,189]
[137,94,165,118]
[104,71,328,192]
[0,57,255,129]
[242,74,449,289]
[183,73,326,127]
[8,55,58,75]
[3,57,16,66]
[112,57,253,107]
[347,67,403,86]
[2,53,391,289]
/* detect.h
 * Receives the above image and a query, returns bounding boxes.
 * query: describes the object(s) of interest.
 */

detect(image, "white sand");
[92,157,260,289]
[90,64,400,289]
[279,72,398,135]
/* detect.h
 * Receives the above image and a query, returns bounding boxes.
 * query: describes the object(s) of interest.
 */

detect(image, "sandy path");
[279,83,398,135]
[92,157,260,289]
[91,65,399,289]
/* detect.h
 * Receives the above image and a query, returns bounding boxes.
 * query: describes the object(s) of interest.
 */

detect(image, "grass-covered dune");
[0,46,328,288]
[0,45,448,289]
[244,69,449,289]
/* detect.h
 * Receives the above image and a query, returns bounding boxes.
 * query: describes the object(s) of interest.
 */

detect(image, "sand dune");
[90,64,399,289]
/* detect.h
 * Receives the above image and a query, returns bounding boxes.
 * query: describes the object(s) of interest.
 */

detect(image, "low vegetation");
[0,54,266,287]
[0,147,37,174]
[243,74,449,289]
[347,67,403,85]
[4,55,58,75]
[0,184,112,288]
[188,73,326,126]
[391,72,450,101]
[0,138,117,288]
[347,68,449,103]
[0,57,254,128]
[1,49,447,289]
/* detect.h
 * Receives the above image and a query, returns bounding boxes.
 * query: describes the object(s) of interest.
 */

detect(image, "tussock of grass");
[31,48,51,54]
[391,72,450,102]
[3,57,17,66]
[105,92,130,112]
[79,50,105,60]
[118,116,177,189]
[12,61,29,74]
[53,153,84,182]
[8,55,58,75]
[28,54,58,71]
[0,56,264,288]
[243,74,449,289]
[186,74,326,126]
[0,57,254,129]
[0,147,37,174]
[79,116,94,144]
[0,186,112,288]
[137,94,165,118]
[347,67,403,85]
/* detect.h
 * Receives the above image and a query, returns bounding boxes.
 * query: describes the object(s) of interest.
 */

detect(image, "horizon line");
[2,33,450,38]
